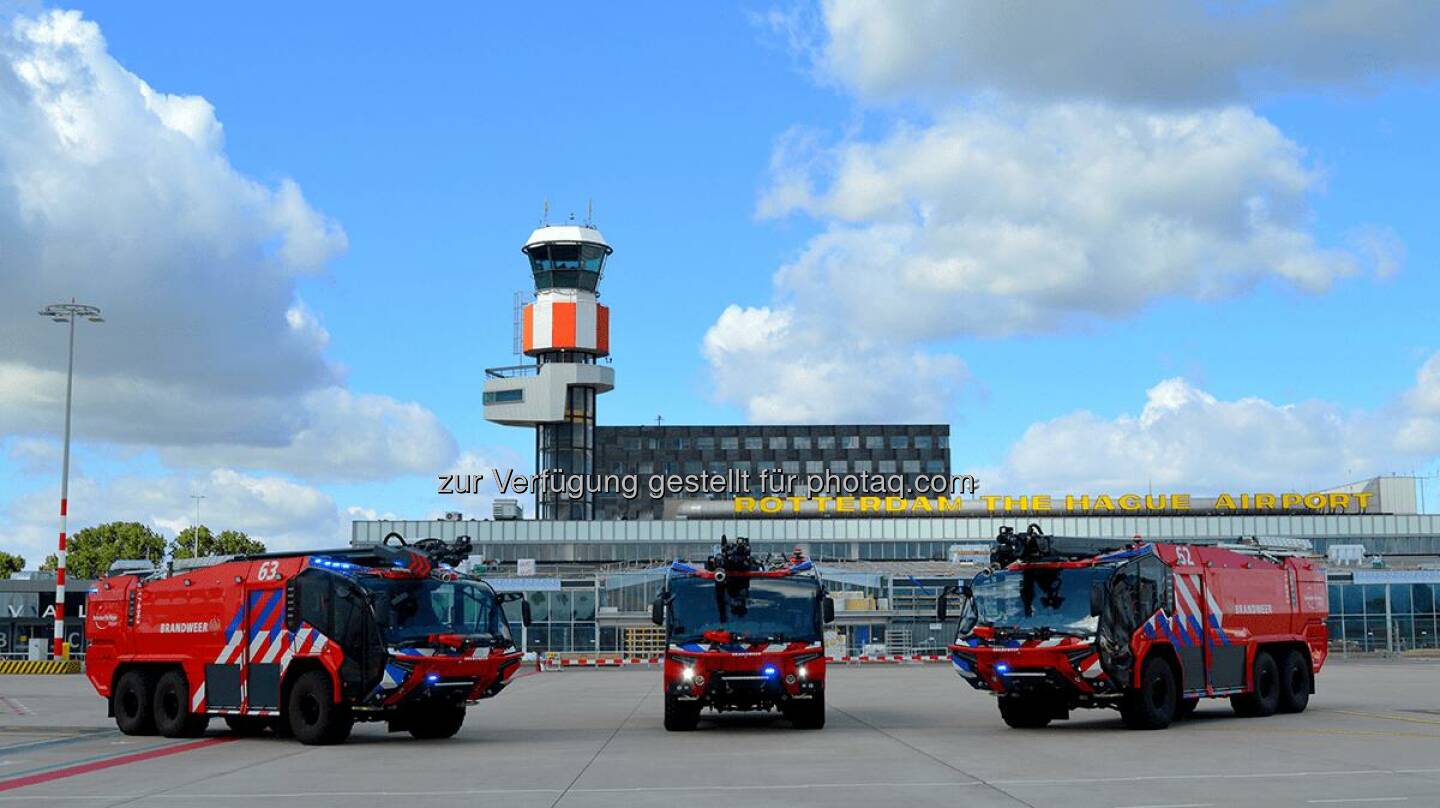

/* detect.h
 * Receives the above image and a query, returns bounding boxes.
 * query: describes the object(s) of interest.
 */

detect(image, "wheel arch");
[1132,642,1180,690]
[281,657,342,710]
[1259,640,1314,694]
[108,662,183,716]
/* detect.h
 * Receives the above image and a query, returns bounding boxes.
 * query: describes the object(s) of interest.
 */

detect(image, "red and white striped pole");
[39,301,102,661]
[54,311,75,660]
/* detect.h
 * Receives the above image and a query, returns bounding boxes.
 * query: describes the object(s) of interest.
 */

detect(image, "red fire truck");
[941,525,1328,730]
[651,537,835,731]
[85,535,530,744]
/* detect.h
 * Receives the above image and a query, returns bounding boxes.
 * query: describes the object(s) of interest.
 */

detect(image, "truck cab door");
[1098,560,1139,685]
[330,577,385,700]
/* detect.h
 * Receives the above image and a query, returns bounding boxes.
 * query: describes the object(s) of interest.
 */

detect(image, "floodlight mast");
[37,301,103,660]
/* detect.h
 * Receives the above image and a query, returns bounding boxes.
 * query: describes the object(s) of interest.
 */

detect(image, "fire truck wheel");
[997,696,1052,729]
[287,670,354,745]
[1278,649,1311,714]
[113,670,157,736]
[663,695,700,731]
[787,693,825,729]
[153,670,211,738]
[1231,650,1280,717]
[224,716,272,736]
[407,703,467,739]
[1120,656,1178,730]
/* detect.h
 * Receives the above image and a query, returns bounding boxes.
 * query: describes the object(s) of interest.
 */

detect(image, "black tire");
[1176,697,1200,720]
[1278,648,1311,714]
[287,670,353,745]
[998,696,1052,729]
[1120,656,1178,730]
[153,670,210,738]
[114,670,157,736]
[787,692,825,730]
[407,703,467,740]
[1231,650,1280,717]
[663,695,700,732]
[224,716,272,736]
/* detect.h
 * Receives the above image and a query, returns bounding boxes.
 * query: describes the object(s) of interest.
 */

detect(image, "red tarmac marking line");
[0,737,234,793]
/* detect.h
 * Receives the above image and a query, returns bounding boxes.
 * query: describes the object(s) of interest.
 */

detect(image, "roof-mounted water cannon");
[990,524,1139,567]
[705,535,760,583]
[379,531,474,569]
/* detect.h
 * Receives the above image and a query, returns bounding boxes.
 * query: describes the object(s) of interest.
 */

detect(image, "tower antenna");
[586,198,593,226]
[542,197,549,226]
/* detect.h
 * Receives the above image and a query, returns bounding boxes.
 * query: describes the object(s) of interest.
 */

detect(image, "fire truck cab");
[942,525,1328,730]
[651,537,836,731]
[84,534,530,744]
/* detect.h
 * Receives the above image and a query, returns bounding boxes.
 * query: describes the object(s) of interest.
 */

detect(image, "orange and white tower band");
[483,220,616,520]
[522,290,609,355]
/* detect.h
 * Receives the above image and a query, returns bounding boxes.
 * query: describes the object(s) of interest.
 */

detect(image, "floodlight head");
[38,301,103,323]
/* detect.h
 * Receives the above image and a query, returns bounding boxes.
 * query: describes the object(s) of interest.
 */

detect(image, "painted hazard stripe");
[0,737,234,793]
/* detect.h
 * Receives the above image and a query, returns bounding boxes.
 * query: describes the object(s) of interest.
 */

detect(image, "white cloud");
[818,0,1440,105]
[760,105,1383,338]
[995,353,1440,493]
[157,388,457,482]
[703,304,966,422]
[3,467,348,568]
[0,10,453,480]
[708,103,1388,417]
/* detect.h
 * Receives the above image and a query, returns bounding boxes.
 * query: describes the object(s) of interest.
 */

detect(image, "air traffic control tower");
[483,222,615,520]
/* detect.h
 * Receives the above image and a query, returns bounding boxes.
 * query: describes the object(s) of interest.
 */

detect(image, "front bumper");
[949,641,1109,698]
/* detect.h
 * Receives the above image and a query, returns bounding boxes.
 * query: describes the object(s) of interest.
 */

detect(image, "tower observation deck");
[483,222,616,520]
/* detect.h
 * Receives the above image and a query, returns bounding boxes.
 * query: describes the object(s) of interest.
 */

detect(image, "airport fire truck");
[941,525,1328,730]
[651,537,835,731]
[84,534,530,744]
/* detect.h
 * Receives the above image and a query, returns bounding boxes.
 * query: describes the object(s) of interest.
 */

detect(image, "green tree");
[58,522,167,579]
[171,526,266,560]
[0,551,24,578]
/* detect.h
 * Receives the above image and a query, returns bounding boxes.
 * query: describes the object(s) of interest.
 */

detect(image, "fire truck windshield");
[970,566,1113,636]
[667,575,822,644]
[359,578,509,646]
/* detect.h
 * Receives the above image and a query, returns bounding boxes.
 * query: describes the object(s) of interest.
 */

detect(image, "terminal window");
[483,389,524,404]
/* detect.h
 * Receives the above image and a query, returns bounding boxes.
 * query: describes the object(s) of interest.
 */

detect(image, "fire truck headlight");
[797,665,808,680]
[681,666,695,682]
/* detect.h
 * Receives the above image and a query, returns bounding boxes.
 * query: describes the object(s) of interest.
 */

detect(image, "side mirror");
[936,584,958,620]
[822,595,836,624]
[1090,580,1105,617]
[520,598,533,628]
[651,594,665,627]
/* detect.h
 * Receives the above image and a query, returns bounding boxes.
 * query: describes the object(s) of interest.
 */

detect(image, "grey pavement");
[1,659,1438,808]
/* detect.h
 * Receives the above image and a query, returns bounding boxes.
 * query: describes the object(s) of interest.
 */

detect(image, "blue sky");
[2,2,1440,561]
